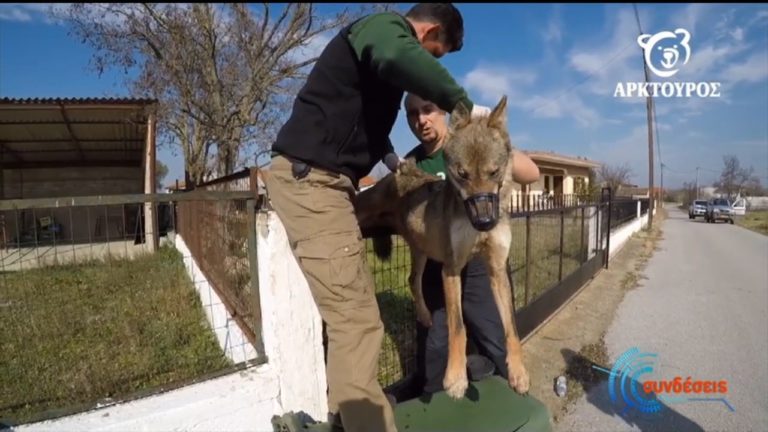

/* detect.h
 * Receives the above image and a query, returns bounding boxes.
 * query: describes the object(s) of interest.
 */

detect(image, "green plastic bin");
[278,375,552,432]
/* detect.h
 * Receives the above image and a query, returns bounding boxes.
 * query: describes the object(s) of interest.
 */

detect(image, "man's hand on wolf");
[383,152,407,173]
[471,104,492,118]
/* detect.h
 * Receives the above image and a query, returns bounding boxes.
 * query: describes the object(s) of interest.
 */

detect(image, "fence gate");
[511,188,612,342]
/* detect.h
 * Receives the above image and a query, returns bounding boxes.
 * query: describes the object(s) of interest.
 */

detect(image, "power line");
[528,39,637,116]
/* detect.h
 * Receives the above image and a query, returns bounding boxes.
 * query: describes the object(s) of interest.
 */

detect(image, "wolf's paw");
[415,303,432,327]
[508,360,530,394]
[443,370,469,400]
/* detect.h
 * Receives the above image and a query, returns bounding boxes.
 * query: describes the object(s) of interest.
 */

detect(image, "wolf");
[353,95,530,400]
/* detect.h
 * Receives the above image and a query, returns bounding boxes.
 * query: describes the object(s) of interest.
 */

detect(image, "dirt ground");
[520,207,667,425]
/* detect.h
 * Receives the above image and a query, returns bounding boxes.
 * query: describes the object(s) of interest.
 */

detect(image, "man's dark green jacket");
[272,12,474,187]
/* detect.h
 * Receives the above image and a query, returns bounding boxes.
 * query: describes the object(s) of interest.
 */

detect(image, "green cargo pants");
[264,154,398,432]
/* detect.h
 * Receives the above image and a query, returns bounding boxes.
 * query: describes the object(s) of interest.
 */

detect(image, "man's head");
[405,3,464,58]
[404,93,449,148]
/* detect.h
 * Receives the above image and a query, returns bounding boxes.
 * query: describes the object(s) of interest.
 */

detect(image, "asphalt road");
[556,207,768,432]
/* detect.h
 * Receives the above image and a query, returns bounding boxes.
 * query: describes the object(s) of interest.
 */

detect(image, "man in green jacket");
[265,4,490,432]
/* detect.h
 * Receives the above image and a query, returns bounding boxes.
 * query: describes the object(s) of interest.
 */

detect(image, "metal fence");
[367,189,613,397]
[509,192,591,213]
[0,190,263,426]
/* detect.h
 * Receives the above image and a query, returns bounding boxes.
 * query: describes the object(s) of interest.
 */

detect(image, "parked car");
[688,199,708,219]
[731,197,747,216]
[705,198,734,224]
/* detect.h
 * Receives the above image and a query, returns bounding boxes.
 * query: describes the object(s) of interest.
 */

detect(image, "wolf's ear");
[487,95,508,130]
[450,101,471,130]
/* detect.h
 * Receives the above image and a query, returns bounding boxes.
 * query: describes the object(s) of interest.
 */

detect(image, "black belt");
[272,151,341,181]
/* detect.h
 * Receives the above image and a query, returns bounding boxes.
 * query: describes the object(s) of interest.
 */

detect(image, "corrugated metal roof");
[0,97,158,105]
[0,97,157,169]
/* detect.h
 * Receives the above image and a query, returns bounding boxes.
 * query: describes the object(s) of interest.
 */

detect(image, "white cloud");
[510,132,531,146]
[0,7,31,22]
[521,92,603,128]
[541,6,562,45]
[286,30,332,66]
[463,64,537,103]
[721,51,768,84]
[747,10,768,30]
[463,63,604,128]
[566,7,648,97]
[587,125,651,184]
[730,27,745,42]
[0,3,71,24]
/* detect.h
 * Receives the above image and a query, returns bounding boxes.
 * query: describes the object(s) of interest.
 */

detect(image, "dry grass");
[735,210,768,236]
[0,246,231,425]
[560,335,610,416]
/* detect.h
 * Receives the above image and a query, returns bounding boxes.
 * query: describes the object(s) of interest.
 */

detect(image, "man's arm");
[348,13,473,114]
[511,150,540,185]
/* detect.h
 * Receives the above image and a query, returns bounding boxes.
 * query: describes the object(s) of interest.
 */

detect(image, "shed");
[0,97,159,252]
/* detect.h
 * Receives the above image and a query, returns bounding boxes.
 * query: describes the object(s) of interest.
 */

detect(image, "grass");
[735,210,768,236]
[0,246,231,425]
[559,335,610,418]
[366,208,596,388]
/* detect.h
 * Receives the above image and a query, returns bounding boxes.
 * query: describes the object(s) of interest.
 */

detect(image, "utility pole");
[695,166,700,200]
[634,3,655,229]
[653,98,663,209]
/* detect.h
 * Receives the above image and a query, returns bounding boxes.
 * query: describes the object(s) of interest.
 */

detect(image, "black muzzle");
[463,193,500,232]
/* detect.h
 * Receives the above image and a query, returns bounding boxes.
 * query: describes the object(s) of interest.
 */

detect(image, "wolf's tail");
[372,235,393,261]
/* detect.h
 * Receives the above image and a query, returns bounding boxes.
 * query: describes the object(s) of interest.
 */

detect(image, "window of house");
[574,177,585,193]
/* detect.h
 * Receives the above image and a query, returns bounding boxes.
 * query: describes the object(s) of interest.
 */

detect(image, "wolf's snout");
[463,193,500,232]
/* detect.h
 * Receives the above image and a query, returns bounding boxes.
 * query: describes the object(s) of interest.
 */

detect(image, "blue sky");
[1,3,767,189]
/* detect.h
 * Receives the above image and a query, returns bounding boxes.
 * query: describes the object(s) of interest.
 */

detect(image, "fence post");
[594,198,600,259]
[580,206,585,263]
[559,209,564,281]
[524,213,531,306]
[637,200,641,220]
[605,187,612,269]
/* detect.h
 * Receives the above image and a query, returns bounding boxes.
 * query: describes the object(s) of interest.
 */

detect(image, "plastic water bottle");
[555,376,567,397]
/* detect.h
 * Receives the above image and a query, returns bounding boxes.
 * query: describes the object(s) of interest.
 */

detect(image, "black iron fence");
[609,196,650,229]
[0,191,264,426]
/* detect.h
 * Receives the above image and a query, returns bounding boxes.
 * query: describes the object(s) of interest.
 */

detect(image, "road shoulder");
[521,207,667,425]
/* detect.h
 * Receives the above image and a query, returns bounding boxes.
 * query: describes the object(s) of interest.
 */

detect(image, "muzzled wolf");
[353,95,530,400]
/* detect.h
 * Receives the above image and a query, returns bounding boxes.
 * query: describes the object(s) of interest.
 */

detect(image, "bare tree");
[52,3,396,184]
[681,181,697,205]
[155,159,169,191]
[714,155,759,199]
[743,176,765,196]
[598,162,634,197]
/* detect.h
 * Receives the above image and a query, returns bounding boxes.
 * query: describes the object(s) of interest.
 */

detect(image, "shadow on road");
[561,348,705,432]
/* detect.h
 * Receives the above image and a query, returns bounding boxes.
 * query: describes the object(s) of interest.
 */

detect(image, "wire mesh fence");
[0,191,261,426]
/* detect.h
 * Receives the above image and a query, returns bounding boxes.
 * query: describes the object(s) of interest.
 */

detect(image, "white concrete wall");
[17,366,282,432]
[608,202,656,260]
[255,211,328,420]
[16,211,329,432]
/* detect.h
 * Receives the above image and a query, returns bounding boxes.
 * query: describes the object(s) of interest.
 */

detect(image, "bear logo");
[637,28,691,78]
